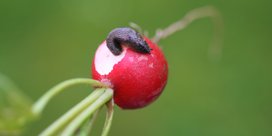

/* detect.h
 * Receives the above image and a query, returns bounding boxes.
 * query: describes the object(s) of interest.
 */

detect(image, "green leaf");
[0,73,34,135]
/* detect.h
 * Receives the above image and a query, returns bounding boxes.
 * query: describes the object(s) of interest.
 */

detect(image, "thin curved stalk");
[32,78,107,116]
[77,108,101,136]
[101,99,114,136]
[39,88,105,136]
[152,6,224,60]
[61,88,113,136]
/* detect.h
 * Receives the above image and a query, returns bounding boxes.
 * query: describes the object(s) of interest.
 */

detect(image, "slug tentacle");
[106,27,151,55]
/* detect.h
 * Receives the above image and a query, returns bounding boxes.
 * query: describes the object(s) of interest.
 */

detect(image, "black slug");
[106,27,151,55]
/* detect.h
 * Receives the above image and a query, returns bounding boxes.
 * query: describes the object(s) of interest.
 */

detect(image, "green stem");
[39,88,106,136]
[61,88,113,136]
[32,78,107,116]
[78,108,101,136]
[101,99,114,136]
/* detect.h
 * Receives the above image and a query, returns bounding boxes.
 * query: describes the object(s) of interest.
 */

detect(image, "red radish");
[92,28,168,109]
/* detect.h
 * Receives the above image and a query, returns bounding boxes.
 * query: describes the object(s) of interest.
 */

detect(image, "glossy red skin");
[92,37,168,109]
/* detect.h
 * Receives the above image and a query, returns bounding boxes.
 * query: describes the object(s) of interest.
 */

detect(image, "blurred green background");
[1,0,272,135]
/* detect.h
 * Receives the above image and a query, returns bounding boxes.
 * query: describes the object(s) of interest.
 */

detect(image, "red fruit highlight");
[92,37,168,109]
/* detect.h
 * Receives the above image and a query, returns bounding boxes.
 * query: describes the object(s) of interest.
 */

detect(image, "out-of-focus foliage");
[0,74,34,135]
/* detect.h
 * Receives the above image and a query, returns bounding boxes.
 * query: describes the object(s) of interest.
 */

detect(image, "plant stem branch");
[39,88,105,136]
[77,108,101,136]
[101,99,114,136]
[152,5,224,60]
[60,88,113,136]
[32,78,107,116]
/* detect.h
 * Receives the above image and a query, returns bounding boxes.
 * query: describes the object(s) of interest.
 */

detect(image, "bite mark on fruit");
[95,42,126,75]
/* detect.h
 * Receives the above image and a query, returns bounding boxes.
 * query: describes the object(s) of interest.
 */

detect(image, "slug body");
[106,27,151,55]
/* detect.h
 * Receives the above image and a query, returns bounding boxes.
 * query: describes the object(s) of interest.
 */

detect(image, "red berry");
[92,37,168,109]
